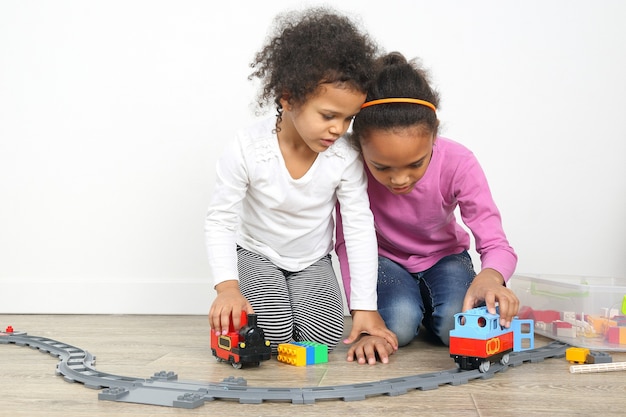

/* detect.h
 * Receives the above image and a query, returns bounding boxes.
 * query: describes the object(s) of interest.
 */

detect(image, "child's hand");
[344,310,398,351]
[346,335,395,365]
[208,280,254,335]
[462,268,519,327]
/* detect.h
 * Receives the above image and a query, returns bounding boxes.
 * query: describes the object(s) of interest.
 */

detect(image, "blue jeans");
[377,251,476,347]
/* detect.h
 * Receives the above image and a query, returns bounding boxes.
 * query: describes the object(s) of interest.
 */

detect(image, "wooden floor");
[1,314,625,417]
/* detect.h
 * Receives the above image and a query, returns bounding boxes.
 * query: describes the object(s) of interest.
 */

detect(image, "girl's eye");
[373,166,389,172]
[322,114,334,120]
[410,163,423,169]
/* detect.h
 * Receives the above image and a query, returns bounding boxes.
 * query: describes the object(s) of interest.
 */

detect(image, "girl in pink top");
[336,52,519,364]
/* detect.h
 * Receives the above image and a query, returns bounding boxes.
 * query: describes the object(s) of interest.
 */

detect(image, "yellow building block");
[565,347,590,364]
[277,343,307,366]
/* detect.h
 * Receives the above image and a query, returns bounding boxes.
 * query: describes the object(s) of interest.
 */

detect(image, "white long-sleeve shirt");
[205,117,378,310]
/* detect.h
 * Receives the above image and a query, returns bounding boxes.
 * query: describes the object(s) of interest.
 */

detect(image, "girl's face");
[361,125,435,195]
[279,84,366,153]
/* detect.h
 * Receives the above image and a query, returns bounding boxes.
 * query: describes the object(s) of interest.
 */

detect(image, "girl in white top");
[205,8,397,356]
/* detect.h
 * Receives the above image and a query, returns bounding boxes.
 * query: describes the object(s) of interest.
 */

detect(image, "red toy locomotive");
[210,310,271,369]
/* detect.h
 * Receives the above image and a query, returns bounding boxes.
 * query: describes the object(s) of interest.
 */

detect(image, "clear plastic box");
[509,274,626,351]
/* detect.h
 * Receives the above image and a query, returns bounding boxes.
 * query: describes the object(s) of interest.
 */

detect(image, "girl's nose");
[390,173,409,185]
[329,119,349,136]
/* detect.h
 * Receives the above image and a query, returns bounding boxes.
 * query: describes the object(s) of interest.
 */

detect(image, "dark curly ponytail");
[351,52,440,147]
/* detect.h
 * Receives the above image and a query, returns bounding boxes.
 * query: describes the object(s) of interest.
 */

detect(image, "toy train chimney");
[247,313,258,327]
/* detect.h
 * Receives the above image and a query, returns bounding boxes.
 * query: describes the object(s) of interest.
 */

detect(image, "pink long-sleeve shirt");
[336,137,517,307]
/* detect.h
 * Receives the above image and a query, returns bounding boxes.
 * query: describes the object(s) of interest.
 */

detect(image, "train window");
[477,317,486,327]
[520,322,531,334]
[218,336,231,351]
[457,315,466,326]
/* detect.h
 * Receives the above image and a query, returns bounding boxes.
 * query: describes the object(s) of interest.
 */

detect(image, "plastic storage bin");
[509,274,626,351]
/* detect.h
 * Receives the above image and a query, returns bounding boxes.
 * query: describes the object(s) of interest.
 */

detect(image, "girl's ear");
[279,92,292,111]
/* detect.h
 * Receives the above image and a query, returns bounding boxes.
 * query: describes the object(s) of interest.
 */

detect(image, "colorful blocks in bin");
[277,341,328,366]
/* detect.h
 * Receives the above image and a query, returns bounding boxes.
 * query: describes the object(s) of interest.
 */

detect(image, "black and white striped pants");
[237,246,344,353]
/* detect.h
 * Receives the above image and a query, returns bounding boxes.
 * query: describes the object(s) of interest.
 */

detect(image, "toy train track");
[1,329,568,409]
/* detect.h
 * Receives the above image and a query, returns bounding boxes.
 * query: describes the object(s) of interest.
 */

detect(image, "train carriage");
[450,306,534,372]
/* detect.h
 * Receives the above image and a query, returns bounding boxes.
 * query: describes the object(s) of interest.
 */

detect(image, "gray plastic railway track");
[1,330,568,408]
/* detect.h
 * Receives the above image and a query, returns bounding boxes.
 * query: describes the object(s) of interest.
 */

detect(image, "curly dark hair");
[351,52,441,148]
[249,8,378,125]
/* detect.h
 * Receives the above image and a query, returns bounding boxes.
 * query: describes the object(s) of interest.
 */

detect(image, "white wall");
[1,0,625,314]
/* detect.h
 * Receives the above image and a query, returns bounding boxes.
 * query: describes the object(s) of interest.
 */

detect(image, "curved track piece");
[1,329,568,408]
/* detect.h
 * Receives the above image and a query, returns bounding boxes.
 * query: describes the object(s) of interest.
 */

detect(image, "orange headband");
[361,98,437,113]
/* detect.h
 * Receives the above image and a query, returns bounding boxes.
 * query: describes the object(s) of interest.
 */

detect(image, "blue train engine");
[450,306,534,372]
[211,311,271,369]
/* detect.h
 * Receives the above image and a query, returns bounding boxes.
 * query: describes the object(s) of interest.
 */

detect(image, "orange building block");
[277,343,308,366]
[566,347,590,364]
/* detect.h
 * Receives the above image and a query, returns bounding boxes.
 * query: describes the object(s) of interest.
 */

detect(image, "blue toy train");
[449,306,534,372]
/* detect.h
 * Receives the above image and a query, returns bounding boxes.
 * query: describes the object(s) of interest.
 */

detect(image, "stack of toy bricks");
[276,341,328,366]
[566,347,612,364]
